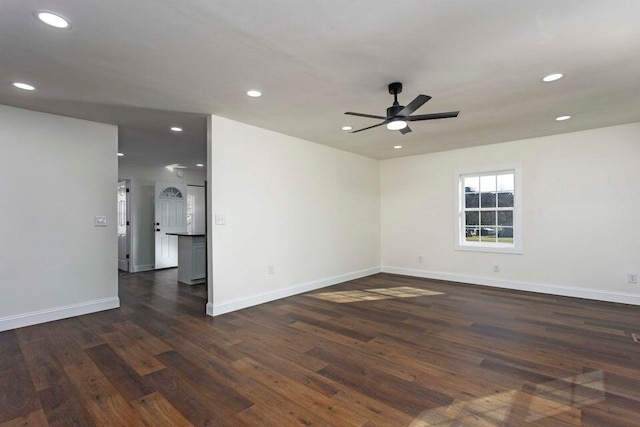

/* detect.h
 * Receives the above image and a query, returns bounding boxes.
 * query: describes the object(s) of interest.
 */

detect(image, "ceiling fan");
[345,82,459,134]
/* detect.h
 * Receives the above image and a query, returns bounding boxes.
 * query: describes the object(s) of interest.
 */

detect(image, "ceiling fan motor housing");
[387,105,404,118]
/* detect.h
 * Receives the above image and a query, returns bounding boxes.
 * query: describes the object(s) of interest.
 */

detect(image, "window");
[159,187,183,199]
[186,194,194,234]
[454,165,522,253]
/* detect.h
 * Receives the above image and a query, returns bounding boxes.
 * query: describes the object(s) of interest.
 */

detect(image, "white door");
[154,182,187,269]
[117,180,131,271]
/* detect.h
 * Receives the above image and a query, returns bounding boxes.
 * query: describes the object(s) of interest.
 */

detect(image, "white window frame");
[454,163,522,254]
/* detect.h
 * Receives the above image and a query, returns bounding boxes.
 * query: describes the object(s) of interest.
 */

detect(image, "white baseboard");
[0,297,120,332]
[381,266,640,306]
[133,264,154,272]
[207,266,381,317]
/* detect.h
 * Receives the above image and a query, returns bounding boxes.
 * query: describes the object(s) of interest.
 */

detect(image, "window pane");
[465,211,479,226]
[481,211,496,226]
[480,227,496,242]
[464,176,479,193]
[465,193,479,208]
[497,211,513,226]
[497,226,513,238]
[498,226,513,244]
[186,194,194,234]
[480,192,496,208]
[497,192,514,207]
[480,175,496,192]
[497,173,514,191]
[465,227,479,242]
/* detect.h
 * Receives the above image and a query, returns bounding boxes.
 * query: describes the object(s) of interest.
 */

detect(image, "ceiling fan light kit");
[387,119,407,131]
[345,82,459,135]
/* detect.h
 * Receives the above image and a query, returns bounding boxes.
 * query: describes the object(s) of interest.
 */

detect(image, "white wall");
[118,163,206,271]
[207,115,380,315]
[0,105,119,331]
[381,122,640,304]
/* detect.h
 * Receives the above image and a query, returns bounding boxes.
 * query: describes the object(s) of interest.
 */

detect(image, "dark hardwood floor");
[1,270,639,426]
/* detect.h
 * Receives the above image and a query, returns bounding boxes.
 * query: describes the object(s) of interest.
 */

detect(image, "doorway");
[154,181,188,269]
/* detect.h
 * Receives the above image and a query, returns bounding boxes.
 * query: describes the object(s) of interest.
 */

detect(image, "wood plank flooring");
[1,270,639,426]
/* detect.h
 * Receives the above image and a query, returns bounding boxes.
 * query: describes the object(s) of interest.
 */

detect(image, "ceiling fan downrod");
[387,82,404,117]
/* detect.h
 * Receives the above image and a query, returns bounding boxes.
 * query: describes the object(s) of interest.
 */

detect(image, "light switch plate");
[215,214,226,225]
[95,216,107,227]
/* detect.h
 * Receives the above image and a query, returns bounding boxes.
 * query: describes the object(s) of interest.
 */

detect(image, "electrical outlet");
[268,265,275,275]
[629,273,638,284]
[418,255,424,263]
[493,264,500,273]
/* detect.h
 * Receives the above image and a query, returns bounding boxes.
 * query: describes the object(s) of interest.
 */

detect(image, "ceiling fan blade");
[345,112,387,120]
[397,95,431,117]
[408,111,459,121]
[351,122,386,133]
[399,126,412,135]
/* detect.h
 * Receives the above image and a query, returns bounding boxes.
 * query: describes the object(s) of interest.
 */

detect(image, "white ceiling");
[1,0,639,162]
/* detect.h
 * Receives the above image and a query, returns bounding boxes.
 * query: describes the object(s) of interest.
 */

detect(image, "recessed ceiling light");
[393,145,403,149]
[36,12,70,29]
[542,73,564,82]
[170,127,183,132]
[196,163,204,167]
[341,126,352,131]
[117,152,124,157]
[556,115,571,121]
[12,82,35,91]
[246,90,262,98]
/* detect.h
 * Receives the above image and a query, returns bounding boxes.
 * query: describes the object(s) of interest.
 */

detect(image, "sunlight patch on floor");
[409,370,605,426]
[309,287,444,303]
[369,287,444,298]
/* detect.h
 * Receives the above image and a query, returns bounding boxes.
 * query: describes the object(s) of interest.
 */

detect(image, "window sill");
[455,243,522,254]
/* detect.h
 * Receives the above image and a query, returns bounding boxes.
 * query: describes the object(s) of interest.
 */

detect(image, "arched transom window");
[159,187,184,199]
